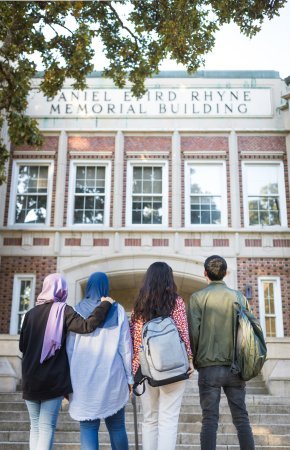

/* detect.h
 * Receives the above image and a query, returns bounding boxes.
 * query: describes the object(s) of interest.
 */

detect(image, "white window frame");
[184,160,228,228]
[242,161,287,229]
[258,276,284,338]
[126,160,168,227]
[8,160,54,227]
[10,274,36,334]
[67,160,111,227]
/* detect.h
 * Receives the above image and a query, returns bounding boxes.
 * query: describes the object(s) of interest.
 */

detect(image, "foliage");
[0,0,286,183]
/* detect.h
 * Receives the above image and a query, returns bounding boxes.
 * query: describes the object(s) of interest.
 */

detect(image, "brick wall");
[0,256,57,333]
[237,258,290,337]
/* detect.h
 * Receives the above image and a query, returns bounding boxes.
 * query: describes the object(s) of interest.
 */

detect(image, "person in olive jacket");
[19,273,114,450]
[187,255,255,450]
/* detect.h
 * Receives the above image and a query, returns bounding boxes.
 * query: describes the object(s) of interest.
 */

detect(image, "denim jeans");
[198,365,255,450]
[25,396,63,450]
[80,407,129,450]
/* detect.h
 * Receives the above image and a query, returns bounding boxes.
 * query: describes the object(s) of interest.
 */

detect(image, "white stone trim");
[69,151,113,156]
[126,150,169,157]
[12,150,56,157]
[183,150,227,156]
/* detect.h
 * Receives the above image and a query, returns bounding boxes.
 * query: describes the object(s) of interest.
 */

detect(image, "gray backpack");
[134,317,189,394]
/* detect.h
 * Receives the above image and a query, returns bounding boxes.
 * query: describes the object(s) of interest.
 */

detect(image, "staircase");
[0,374,290,449]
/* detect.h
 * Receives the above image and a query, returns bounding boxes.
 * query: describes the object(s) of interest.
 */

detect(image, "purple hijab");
[36,273,68,364]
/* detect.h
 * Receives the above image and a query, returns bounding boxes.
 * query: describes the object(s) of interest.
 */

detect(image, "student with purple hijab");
[19,273,114,450]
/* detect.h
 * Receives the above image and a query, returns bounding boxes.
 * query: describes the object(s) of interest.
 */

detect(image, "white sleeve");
[118,308,134,385]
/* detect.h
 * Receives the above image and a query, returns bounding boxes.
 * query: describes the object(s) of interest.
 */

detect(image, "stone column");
[54,131,67,227]
[229,130,241,229]
[113,131,124,228]
[171,131,181,228]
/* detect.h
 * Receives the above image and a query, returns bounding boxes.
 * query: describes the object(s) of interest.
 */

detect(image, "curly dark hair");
[204,255,227,281]
[133,261,178,322]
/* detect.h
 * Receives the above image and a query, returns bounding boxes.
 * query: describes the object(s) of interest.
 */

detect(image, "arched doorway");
[61,253,210,310]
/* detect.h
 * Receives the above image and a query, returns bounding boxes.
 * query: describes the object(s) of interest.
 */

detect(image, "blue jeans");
[25,396,63,450]
[80,407,129,450]
[198,365,255,450]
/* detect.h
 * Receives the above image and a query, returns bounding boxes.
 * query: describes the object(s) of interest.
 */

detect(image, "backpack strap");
[133,376,147,396]
[230,293,241,375]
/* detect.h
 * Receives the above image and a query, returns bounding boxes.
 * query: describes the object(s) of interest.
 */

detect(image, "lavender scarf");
[37,273,68,364]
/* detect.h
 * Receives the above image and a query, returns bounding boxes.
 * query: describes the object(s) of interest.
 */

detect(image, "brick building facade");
[1,70,290,343]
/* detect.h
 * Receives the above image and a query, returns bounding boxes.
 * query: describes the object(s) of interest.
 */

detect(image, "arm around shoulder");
[65,301,112,334]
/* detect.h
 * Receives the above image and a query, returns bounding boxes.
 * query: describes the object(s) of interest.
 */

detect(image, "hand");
[128,384,133,398]
[187,360,194,378]
[101,296,115,304]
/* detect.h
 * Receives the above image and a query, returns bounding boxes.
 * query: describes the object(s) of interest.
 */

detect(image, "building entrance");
[78,270,207,311]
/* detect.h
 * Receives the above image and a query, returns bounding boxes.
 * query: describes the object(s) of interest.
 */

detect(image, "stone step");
[2,393,290,406]
[1,430,290,445]
[1,420,290,436]
[1,444,290,450]
[1,401,289,415]
[1,410,289,425]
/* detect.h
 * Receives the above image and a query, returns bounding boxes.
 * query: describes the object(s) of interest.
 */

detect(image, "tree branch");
[107,3,139,47]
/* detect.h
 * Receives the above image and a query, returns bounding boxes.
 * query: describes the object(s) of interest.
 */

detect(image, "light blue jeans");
[80,407,129,450]
[25,396,63,450]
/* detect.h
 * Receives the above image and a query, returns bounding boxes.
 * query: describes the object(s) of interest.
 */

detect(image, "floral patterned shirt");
[129,296,193,375]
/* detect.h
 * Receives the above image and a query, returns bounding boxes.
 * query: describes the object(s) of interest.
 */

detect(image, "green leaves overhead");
[0,0,287,183]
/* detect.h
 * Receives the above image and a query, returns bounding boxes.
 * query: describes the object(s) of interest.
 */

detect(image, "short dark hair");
[204,255,227,281]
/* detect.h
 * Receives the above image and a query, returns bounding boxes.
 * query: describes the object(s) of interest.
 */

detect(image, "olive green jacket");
[187,280,249,369]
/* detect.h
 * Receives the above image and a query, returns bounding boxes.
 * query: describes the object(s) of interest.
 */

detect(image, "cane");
[131,393,139,450]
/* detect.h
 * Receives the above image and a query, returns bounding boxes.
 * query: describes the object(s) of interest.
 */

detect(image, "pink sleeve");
[171,296,193,357]
[130,311,143,375]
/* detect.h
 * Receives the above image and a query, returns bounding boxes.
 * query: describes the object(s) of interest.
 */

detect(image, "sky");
[159,1,290,78]
[36,1,290,80]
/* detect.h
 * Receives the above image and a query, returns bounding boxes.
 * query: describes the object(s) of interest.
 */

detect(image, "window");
[10,275,35,334]
[185,162,227,226]
[243,162,287,227]
[9,161,54,226]
[68,161,111,226]
[258,277,284,337]
[126,162,168,226]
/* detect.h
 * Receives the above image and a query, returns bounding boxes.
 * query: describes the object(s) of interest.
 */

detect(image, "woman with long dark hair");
[130,262,193,450]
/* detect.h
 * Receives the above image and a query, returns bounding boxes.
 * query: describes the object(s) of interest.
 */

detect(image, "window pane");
[247,165,279,196]
[73,166,106,224]
[19,281,32,312]
[15,166,49,224]
[16,279,33,333]
[265,317,276,337]
[143,181,152,194]
[143,167,152,181]
[131,166,163,224]
[190,195,222,225]
[190,165,223,195]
